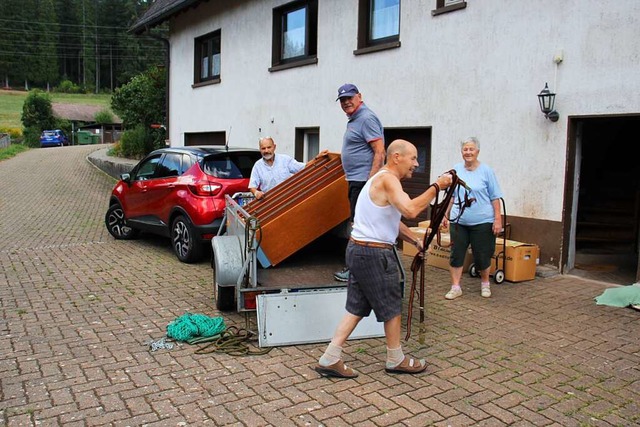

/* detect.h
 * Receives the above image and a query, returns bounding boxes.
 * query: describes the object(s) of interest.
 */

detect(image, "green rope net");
[166,313,226,342]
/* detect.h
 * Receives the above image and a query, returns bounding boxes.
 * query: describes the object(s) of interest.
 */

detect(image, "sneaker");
[481,286,491,298]
[445,287,462,300]
[334,267,349,282]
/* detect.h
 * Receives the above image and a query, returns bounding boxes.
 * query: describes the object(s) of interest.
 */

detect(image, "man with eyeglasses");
[333,83,386,282]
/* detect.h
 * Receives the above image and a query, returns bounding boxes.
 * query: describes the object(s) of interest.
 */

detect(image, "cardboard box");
[492,239,539,282]
[418,219,449,233]
[426,233,473,271]
[403,227,427,257]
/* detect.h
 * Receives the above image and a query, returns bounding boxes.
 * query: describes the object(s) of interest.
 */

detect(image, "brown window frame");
[193,30,221,87]
[354,0,401,56]
[432,0,467,17]
[270,0,318,72]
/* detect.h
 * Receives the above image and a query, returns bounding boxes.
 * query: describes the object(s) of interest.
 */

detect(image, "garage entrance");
[565,116,640,284]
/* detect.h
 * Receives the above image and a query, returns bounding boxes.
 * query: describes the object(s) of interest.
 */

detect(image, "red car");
[105,146,260,263]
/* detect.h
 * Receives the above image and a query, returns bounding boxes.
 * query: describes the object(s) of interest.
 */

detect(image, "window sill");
[431,1,467,16]
[192,78,221,89]
[353,41,401,56]
[269,56,318,72]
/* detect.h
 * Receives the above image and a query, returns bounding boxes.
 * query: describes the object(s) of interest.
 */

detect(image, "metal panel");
[256,288,385,347]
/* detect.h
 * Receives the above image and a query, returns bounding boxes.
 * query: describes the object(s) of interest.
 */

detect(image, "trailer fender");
[212,235,244,287]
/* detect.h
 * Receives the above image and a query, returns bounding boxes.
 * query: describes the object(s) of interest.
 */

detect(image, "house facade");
[133,0,640,278]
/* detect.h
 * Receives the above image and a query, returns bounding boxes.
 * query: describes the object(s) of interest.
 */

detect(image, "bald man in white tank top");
[314,140,453,378]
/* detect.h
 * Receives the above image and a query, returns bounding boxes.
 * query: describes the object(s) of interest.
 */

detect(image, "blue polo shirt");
[341,103,384,182]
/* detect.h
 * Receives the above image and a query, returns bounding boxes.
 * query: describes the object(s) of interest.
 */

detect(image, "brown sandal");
[385,356,427,375]
[314,360,358,378]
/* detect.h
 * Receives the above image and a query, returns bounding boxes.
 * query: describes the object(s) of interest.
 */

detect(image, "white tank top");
[351,170,401,244]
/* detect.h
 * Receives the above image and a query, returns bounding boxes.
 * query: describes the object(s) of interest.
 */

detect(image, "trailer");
[211,153,403,346]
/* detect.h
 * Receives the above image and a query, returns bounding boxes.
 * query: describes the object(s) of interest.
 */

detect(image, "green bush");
[21,90,56,131]
[111,66,165,129]
[56,79,81,94]
[22,126,42,148]
[117,125,166,159]
[118,125,148,159]
[95,109,115,124]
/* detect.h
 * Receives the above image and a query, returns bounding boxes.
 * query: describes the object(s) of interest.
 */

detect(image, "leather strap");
[405,170,474,341]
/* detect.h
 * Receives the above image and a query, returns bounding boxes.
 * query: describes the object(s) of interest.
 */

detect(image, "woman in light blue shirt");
[444,137,503,300]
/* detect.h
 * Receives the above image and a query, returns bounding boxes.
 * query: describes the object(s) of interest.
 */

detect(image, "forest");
[0,0,166,93]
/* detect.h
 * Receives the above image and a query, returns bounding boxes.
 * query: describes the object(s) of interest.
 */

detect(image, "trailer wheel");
[211,235,243,311]
[215,283,235,312]
[494,270,505,284]
[468,264,478,277]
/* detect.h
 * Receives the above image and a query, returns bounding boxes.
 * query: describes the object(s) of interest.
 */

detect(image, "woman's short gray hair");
[461,137,480,149]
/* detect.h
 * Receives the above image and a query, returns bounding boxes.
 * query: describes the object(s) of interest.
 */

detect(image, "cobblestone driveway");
[1,145,639,426]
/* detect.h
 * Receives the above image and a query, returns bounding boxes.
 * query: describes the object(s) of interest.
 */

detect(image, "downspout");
[147,31,171,146]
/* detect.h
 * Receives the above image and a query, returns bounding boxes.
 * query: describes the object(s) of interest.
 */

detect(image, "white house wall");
[167,0,640,224]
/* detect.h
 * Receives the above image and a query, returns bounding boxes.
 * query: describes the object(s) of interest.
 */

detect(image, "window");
[270,0,318,71]
[184,131,226,146]
[155,153,183,178]
[432,0,467,16]
[133,155,162,180]
[295,128,320,161]
[194,30,221,85]
[356,0,400,54]
[203,153,260,179]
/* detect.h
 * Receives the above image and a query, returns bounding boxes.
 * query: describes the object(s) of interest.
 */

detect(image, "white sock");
[386,346,404,368]
[481,282,490,288]
[319,343,342,367]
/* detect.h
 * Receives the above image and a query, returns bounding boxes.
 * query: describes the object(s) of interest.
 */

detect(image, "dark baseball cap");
[336,83,359,101]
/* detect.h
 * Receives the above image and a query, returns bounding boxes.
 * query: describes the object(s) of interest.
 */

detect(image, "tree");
[33,0,60,89]
[111,65,165,128]
[1,0,166,92]
[21,90,57,147]
[111,66,166,157]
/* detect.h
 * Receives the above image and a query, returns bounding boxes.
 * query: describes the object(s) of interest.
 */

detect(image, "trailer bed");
[254,233,347,289]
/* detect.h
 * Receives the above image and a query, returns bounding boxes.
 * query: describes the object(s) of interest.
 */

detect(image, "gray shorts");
[345,241,402,322]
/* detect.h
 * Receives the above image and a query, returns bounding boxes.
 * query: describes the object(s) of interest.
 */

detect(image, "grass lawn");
[0,90,112,130]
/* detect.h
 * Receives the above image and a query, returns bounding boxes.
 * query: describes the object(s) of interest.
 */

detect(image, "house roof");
[52,103,122,124]
[130,0,206,35]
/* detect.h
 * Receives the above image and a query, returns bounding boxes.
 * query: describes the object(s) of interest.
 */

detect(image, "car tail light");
[189,181,222,196]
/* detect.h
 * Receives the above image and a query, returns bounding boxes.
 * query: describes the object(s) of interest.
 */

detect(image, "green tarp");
[595,283,640,307]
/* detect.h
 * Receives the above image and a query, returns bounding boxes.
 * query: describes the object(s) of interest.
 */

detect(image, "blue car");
[40,130,69,147]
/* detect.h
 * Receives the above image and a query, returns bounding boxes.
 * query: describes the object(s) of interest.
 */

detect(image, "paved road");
[1,145,639,426]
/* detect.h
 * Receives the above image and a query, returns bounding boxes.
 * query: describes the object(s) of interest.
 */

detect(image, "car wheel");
[171,215,202,263]
[105,204,140,240]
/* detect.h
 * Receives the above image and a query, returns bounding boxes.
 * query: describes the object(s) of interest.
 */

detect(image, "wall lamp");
[537,82,559,122]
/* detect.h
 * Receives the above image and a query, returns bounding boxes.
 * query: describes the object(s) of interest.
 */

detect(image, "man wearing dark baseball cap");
[335,83,360,100]
[333,83,385,282]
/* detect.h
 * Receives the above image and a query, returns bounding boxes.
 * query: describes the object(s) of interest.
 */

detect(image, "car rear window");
[43,131,56,137]
[202,153,259,179]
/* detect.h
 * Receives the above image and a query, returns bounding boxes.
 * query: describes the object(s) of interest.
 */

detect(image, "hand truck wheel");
[468,263,478,277]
